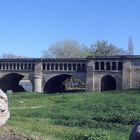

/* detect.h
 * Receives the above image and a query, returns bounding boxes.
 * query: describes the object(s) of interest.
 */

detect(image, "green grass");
[1,90,140,140]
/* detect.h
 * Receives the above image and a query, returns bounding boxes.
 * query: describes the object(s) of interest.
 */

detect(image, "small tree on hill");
[90,40,127,56]
[128,37,134,55]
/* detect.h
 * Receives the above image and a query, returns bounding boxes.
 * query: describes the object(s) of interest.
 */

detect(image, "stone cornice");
[0,55,140,62]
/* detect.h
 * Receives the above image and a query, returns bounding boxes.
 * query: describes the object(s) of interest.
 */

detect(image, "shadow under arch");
[0,73,27,92]
[44,74,72,93]
[101,75,116,91]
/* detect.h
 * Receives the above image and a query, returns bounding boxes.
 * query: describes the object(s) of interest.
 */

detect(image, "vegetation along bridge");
[0,55,139,93]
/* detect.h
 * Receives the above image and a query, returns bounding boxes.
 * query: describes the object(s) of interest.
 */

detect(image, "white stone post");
[33,75,42,93]
[33,62,43,93]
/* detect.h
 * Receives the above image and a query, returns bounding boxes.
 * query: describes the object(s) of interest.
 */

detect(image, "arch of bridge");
[0,72,33,92]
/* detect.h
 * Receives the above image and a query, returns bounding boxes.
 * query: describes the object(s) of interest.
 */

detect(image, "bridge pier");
[33,62,43,93]
[86,59,94,92]
[122,59,132,89]
[33,75,42,93]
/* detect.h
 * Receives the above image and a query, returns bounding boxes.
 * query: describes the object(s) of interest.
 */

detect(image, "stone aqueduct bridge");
[0,55,140,93]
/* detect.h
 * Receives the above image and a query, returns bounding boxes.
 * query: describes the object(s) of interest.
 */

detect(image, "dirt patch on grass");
[0,132,28,140]
[10,105,44,110]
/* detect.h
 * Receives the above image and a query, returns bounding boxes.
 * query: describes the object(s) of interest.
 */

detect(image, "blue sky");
[0,0,140,57]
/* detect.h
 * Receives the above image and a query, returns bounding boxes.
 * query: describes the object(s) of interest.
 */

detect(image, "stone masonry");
[0,56,140,93]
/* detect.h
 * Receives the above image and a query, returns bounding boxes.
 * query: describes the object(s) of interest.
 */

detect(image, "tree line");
[42,38,134,58]
[1,38,134,58]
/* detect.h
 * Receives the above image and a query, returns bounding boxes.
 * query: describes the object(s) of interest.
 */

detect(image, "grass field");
[1,90,140,140]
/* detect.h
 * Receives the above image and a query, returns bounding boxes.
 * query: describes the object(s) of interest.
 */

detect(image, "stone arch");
[55,63,58,70]
[112,62,116,70]
[10,63,12,69]
[106,62,110,70]
[24,63,27,70]
[44,74,72,93]
[82,63,86,72]
[73,63,76,70]
[95,62,99,70]
[43,63,46,70]
[101,62,105,70]
[13,63,16,69]
[64,63,67,70]
[60,63,63,70]
[77,63,81,71]
[0,73,33,92]
[51,63,54,70]
[118,62,123,70]
[68,63,72,70]
[47,63,50,70]
[101,75,116,91]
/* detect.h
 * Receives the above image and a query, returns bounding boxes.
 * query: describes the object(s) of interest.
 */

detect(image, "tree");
[128,37,134,55]
[90,40,127,56]
[42,40,90,58]
[1,53,26,58]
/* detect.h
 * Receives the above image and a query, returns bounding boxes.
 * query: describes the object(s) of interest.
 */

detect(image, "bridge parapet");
[0,62,35,71]
[0,58,87,72]
[42,62,86,72]
[94,61,123,71]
